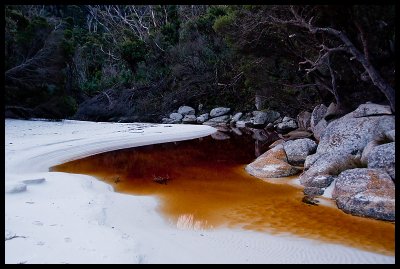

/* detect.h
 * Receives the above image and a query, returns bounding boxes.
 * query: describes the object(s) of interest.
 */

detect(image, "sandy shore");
[5,119,395,264]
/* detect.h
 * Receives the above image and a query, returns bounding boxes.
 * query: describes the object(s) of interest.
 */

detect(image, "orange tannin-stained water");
[52,135,394,255]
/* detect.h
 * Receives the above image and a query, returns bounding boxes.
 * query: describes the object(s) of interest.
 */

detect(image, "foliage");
[119,38,148,71]
[5,5,395,121]
[214,5,395,114]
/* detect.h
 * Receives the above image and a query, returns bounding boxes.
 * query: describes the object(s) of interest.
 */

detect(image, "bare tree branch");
[266,5,395,111]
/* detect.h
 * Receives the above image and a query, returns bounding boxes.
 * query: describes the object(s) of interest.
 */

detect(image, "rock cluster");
[244,102,395,221]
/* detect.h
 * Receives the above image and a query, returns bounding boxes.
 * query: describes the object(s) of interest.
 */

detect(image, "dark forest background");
[5,5,395,121]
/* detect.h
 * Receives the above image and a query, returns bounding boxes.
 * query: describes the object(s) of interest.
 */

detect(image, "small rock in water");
[153,175,170,185]
[22,178,46,185]
[302,195,319,206]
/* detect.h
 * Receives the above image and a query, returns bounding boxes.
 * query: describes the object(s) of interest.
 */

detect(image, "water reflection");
[211,126,279,157]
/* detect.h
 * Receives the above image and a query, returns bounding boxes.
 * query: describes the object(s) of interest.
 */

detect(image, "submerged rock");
[332,168,395,221]
[302,195,319,206]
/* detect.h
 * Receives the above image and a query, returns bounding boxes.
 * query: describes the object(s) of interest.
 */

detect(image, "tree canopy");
[5,5,395,120]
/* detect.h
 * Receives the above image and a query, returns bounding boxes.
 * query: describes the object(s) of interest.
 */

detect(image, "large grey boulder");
[196,113,209,124]
[210,107,230,117]
[316,115,395,155]
[310,104,327,131]
[300,104,395,189]
[283,138,317,166]
[276,116,297,133]
[350,103,392,118]
[182,114,197,124]
[368,142,395,180]
[169,112,183,121]
[299,150,361,188]
[332,168,395,221]
[245,144,300,179]
[178,106,195,116]
[297,111,311,130]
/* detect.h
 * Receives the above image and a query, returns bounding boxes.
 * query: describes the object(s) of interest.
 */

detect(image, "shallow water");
[52,135,394,256]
